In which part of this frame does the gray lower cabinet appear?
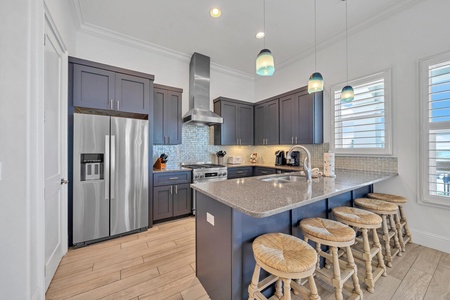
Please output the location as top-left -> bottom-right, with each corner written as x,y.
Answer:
227,167 -> 253,179
214,98 -> 254,145
153,171 -> 192,221
280,87 -> 323,144
71,59 -> 152,114
253,167 -> 277,176
153,85 -> 182,145
254,99 -> 279,145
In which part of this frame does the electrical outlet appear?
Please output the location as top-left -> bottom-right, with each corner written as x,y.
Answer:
206,212 -> 214,226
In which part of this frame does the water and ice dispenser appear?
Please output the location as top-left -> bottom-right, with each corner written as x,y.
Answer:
80,153 -> 104,181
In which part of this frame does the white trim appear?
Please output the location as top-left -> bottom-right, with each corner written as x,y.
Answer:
410,229 -> 450,254
44,2 -> 68,52
330,69 -> 393,156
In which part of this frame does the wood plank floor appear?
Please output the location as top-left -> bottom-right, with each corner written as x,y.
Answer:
47,217 -> 450,300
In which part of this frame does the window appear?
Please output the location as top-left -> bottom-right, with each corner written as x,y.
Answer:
331,70 -> 392,155
420,51 -> 450,207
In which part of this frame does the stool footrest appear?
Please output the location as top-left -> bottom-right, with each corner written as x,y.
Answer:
316,266 -> 354,284
258,274 -> 278,291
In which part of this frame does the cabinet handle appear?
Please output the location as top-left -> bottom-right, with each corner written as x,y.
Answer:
164,136 -> 166,144
236,139 -> 238,145
109,99 -> 113,110
240,139 -> 242,145
237,171 -> 244,174
170,186 -> 173,194
292,137 -> 294,144
295,136 -> 298,143
169,177 -> 178,180
175,185 -> 178,194
261,171 -> 268,174
116,100 -> 120,111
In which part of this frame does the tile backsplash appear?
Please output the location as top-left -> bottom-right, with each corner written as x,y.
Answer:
153,124 -> 398,173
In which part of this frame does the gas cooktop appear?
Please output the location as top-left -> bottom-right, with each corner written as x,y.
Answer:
182,163 -> 226,170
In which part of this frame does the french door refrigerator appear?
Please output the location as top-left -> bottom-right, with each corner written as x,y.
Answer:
73,113 -> 148,246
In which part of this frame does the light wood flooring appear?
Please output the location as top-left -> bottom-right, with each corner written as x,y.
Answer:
47,217 -> 450,300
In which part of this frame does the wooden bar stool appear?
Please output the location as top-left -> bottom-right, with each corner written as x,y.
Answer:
354,198 -> 402,267
248,233 -> 320,300
332,206 -> 387,293
300,218 -> 363,300
368,192 -> 412,251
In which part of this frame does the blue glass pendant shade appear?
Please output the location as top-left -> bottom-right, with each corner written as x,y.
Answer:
256,49 -> 275,76
308,72 -> 324,93
341,85 -> 354,103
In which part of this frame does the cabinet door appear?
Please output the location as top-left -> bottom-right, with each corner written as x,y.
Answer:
254,104 -> 265,145
164,91 -> 182,145
227,167 -> 253,179
115,73 -> 150,114
280,94 -> 296,144
297,93 -> 314,144
73,64 -> 115,110
153,186 -> 173,221
173,184 -> 192,217
238,104 -> 254,145
153,88 -> 165,144
265,99 -> 279,145
221,102 -> 238,145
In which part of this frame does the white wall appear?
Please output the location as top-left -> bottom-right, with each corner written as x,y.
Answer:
73,31 -> 255,115
255,0 -> 450,253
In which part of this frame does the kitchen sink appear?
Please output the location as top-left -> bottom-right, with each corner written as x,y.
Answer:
259,174 -> 304,183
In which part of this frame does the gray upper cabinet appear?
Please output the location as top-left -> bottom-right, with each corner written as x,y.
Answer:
214,98 -> 254,145
71,57 -> 153,114
153,84 -> 182,145
254,99 -> 279,145
280,87 -> 323,144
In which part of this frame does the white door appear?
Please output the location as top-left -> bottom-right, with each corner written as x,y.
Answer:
44,17 -> 68,290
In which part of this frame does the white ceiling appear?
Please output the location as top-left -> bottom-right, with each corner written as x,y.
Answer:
73,0 -> 418,76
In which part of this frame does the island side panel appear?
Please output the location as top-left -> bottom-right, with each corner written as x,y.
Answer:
196,192 -> 233,299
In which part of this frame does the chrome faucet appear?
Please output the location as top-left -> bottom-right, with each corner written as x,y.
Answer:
287,145 -> 312,182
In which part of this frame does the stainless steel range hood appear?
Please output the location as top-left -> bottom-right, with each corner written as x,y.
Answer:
183,53 -> 223,126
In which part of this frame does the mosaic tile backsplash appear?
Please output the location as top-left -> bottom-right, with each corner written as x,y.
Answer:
153,124 -> 398,172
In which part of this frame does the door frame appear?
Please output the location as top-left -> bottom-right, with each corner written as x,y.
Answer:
43,6 -> 68,289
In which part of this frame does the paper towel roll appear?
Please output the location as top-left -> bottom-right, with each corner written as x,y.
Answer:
323,152 -> 336,177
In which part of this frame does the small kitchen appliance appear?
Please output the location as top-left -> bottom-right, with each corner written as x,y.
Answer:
227,156 -> 242,164
275,150 -> 286,166
287,151 -> 301,166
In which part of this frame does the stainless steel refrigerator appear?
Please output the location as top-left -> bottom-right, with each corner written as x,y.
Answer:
73,113 -> 148,246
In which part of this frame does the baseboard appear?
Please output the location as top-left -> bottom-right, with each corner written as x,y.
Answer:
410,229 -> 450,254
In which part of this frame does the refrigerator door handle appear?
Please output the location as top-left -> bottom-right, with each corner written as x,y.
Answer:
105,135 -> 110,199
110,135 -> 116,199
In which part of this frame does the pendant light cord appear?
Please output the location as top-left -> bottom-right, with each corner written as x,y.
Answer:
263,0 -> 266,49
314,0 -> 317,71
345,0 -> 349,85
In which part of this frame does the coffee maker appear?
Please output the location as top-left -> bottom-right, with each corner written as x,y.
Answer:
275,150 -> 286,166
287,151 -> 300,166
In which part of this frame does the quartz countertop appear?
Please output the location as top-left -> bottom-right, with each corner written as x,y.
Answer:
153,166 -> 192,173
225,162 -> 302,171
191,169 -> 397,218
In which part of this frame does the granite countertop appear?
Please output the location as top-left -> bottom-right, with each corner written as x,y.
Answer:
225,162 -> 303,171
191,169 -> 398,218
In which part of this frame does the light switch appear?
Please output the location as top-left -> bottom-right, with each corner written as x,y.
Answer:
206,212 -> 214,226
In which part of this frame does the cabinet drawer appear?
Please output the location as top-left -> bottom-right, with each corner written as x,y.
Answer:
227,167 -> 253,179
154,171 -> 191,186
254,167 -> 277,176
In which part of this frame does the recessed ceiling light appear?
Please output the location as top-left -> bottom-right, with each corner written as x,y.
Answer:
256,32 -> 265,39
210,8 -> 221,18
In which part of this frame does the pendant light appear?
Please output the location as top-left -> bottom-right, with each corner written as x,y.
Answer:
308,0 -> 324,94
341,0 -> 354,103
256,0 -> 275,76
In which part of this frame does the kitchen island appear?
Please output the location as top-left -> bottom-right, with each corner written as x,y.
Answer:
191,169 -> 397,300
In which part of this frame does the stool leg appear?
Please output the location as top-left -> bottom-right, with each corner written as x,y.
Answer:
389,214 -> 402,257
282,278 -> 291,300
308,275 -> 320,300
372,228 -> 387,276
331,246 -> 344,300
381,215 -> 393,267
275,279 -> 283,299
399,206 -> 413,243
346,246 -> 363,299
362,228 -> 375,293
395,211 -> 406,252
248,264 -> 261,300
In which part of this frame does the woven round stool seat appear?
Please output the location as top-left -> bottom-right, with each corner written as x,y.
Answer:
333,206 -> 382,227
354,198 -> 398,213
300,218 -> 355,243
368,193 -> 407,204
253,233 -> 317,274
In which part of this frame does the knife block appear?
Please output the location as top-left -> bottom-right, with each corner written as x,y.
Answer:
153,158 -> 166,170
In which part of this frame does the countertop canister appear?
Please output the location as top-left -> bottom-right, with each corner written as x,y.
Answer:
324,152 -> 336,177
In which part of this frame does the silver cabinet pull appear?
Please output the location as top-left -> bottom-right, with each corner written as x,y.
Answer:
109,99 -> 113,110
170,186 -> 173,194
295,136 -> 298,143
60,178 -> 69,185
116,100 -> 120,111
236,139 -> 238,145
292,136 -> 294,144
237,171 -> 244,174
169,177 -> 178,180
105,135 -> 110,199
175,185 -> 178,194
261,171 -> 268,174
